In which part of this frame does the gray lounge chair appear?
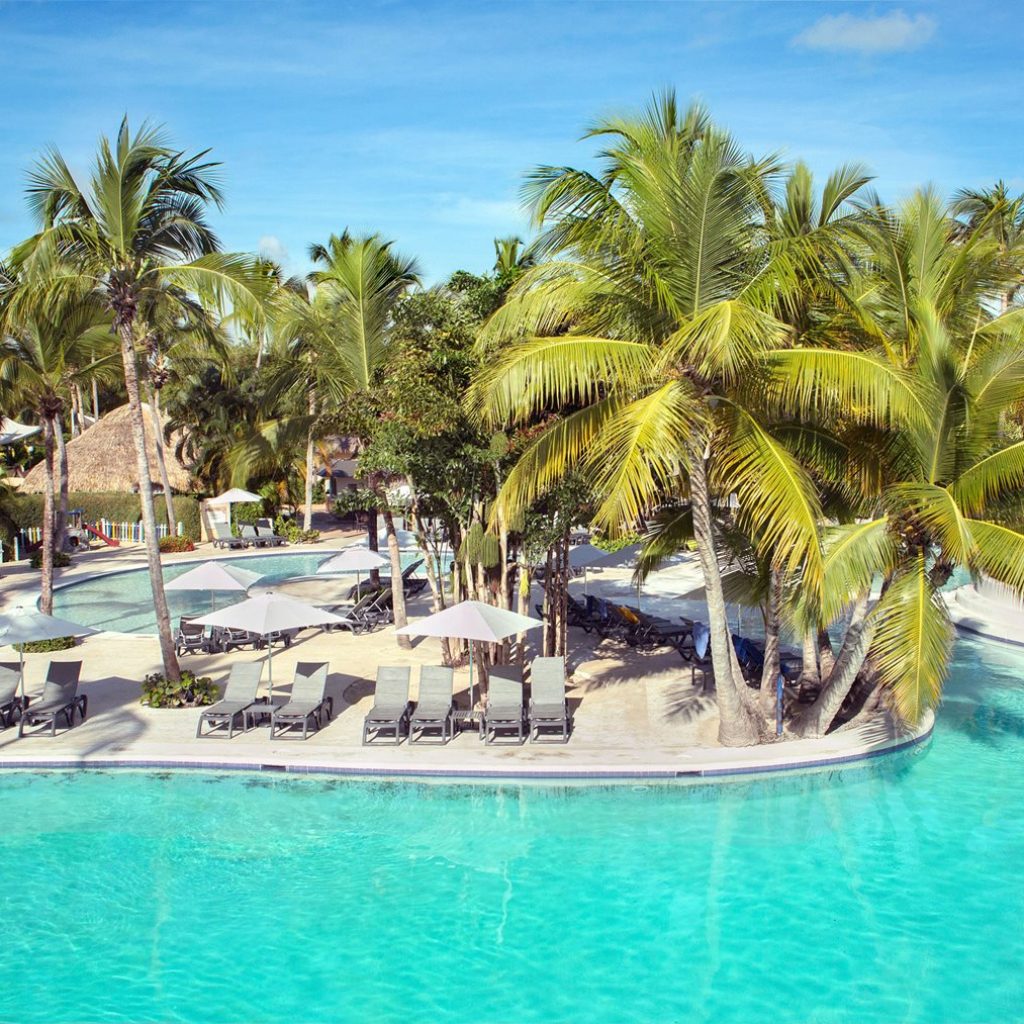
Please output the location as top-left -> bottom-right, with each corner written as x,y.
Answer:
326,591 -> 384,635
362,666 -> 412,745
409,666 -> 456,744
270,662 -> 331,739
211,521 -> 246,550
0,664 -> 21,729
18,661 -> 85,737
481,667 -> 525,745
196,662 -> 263,738
239,524 -> 270,548
529,657 -> 571,742
255,522 -> 287,547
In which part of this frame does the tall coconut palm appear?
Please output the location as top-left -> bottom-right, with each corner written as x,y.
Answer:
951,181 -> 1023,311
0,276 -> 117,611
771,188 -> 1024,735
472,93 -> 825,746
14,119 -> 268,679
271,232 -> 420,641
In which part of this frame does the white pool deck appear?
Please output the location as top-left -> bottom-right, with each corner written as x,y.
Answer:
0,540 -> 933,780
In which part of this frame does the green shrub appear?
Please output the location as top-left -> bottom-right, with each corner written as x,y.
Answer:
593,532 -> 641,554
29,550 -> 71,570
273,515 -> 320,543
231,501 -> 266,531
159,536 -> 195,553
12,492 -> 201,540
141,670 -> 219,708
15,635 -> 76,653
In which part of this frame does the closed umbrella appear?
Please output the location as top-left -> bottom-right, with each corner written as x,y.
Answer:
315,548 -> 388,595
396,601 -> 542,710
165,561 -> 263,611
191,593 -> 349,702
0,608 -> 98,699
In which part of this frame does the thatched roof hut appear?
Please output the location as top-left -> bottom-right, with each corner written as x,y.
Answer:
20,403 -> 193,494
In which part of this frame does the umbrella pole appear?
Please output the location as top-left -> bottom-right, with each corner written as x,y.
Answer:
469,641 -> 475,712
19,647 -> 25,702
266,639 -> 274,703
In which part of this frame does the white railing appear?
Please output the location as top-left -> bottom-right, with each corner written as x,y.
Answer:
3,521 -> 184,562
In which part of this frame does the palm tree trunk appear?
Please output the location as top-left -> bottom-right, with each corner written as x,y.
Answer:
91,379 -> 99,422
687,445 -> 761,746
147,387 -> 177,531
758,569 -> 782,717
54,418 -> 69,554
817,630 -> 836,681
799,631 -> 820,692
40,416 -> 56,615
75,384 -> 87,433
69,389 -> 79,438
378,494 -> 410,649
792,591 -> 873,738
303,392 -> 316,531
517,559 -> 531,671
117,320 -> 180,681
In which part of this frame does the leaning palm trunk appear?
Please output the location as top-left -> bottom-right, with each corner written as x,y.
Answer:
147,387 -> 177,530
687,447 -> 761,746
116,318 -> 180,681
792,591 -> 873,738
379,499 -> 410,649
758,569 -> 783,717
54,418 -> 69,554
39,416 -> 56,615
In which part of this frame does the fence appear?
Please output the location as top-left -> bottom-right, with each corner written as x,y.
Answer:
3,520 -> 184,562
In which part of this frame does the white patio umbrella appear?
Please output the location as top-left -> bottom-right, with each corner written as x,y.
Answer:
568,543 -> 613,595
191,593 -> 349,701
207,488 -> 263,531
315,548 -> 388,594
0,608 -> 98,699
165,561 -> 263,611
355,528 -> 418,550
594,543 -> 645,608
0,418 -> 41,446
396,601 -> 542,709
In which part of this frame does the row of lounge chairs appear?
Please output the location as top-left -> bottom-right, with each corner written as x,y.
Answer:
210,520 -> 287,550
363,657 -> 571,746
555,594 -> 694,653
0,661 -> 86,738
196,661 -> 332,739
175,618 -> 295,657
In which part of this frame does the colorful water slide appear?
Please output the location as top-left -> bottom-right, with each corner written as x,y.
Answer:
82,523 -> 120,547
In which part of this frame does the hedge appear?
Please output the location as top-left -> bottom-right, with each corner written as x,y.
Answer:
11,492 -> 202,540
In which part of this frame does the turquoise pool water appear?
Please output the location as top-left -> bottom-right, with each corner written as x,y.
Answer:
1,633 -> 1022,1023
52,551 -> 429,634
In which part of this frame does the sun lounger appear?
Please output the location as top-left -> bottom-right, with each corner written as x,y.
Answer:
239,523 -> 272,548
529,657 -> 571,742
0,664 -> 22,729
362,666 -> 412,745
481,667 -> 525,745
270,662 -> 331,739
325,591 -> 385,635
175,616 -> 212,657
255,519 -> 287,546
211,521 -> 246,550
195,662 -> 263,738
211,625 -> 262,652
409,666 -> 456,744
17,661 -> 85,737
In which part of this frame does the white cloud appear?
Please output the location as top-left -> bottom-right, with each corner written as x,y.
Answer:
257,234 -> 289,267
793,10 -> 936,55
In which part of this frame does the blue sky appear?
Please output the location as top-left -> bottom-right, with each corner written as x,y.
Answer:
0,1 -> 1020,282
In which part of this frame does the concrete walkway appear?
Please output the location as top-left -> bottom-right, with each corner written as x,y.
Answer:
0,539 -> 931,780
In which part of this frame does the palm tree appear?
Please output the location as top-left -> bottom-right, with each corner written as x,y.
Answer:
493,236 -> 535,283
14,119 -> 268,679
0,275 -> 116,611
472,93 -> 826,746
772,188 -> 1024,735
272,231 -> 420,641
951,181 -> 1023,310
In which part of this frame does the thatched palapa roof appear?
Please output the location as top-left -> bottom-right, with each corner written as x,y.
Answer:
20,403 -> 193,495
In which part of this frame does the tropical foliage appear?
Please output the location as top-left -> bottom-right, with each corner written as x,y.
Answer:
2,94 -> 1022,746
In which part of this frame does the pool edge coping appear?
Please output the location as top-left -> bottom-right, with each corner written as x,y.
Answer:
0,710 -> 934,783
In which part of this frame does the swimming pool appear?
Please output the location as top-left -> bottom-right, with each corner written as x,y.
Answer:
1,632 -> 1022,1023
52,550 -> 430,634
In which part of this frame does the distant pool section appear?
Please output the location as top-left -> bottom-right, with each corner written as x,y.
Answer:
51,550 -> 432,635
